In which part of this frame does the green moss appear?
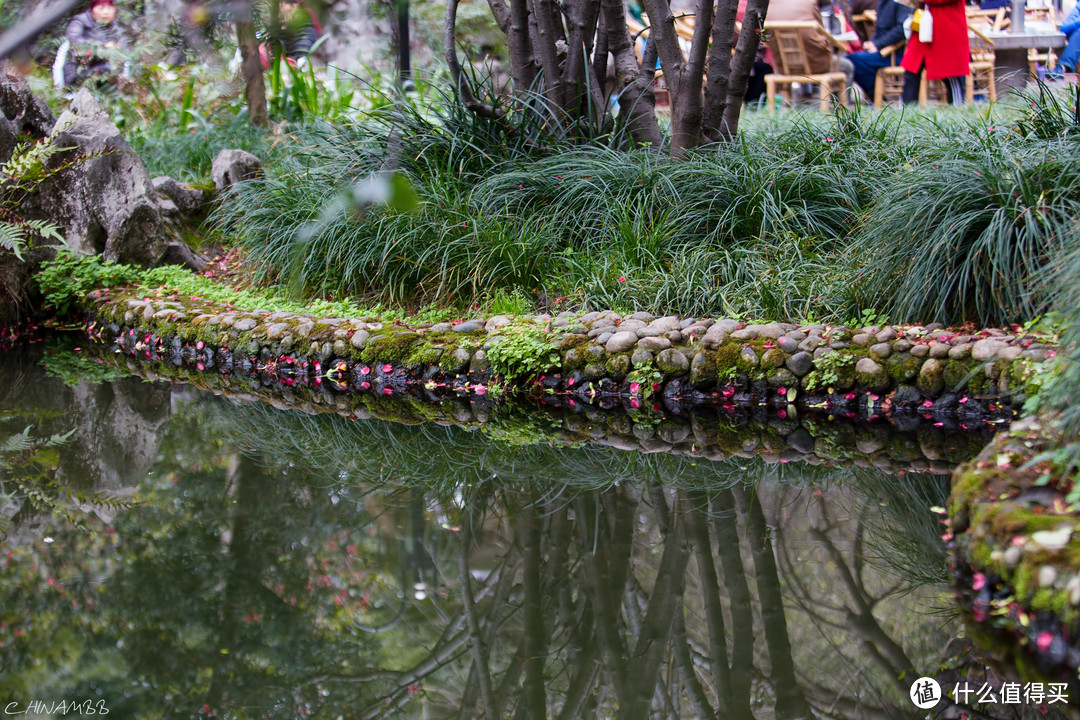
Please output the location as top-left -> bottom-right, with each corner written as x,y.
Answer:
712,342 -> 743,383
885,352 -> 921,383
360,331 -> 421,364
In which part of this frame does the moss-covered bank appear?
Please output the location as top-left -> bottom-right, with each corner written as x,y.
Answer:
76,283 -> 1052,421
949,418 -> 1080,692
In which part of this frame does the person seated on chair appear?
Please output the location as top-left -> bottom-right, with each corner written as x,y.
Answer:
846,0 -> 912,99
60,0 -> 127,87
1051,2 -> 1080,74
767,0 -> 855,90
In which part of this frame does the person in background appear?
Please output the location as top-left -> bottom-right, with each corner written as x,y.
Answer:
61,0 -> 127,87
261,0 -> 319,68
900,0 -> 970,104
767,0 -> 855,89
846,0 -> 912,99
1051,2 -> 1080,74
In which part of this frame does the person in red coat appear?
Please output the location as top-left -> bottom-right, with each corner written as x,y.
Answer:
900,0 -> 970,104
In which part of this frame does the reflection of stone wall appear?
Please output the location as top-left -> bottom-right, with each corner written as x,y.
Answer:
80,335 -> 1000,475
81,287 -> 1049,426
0,351 -> 171,539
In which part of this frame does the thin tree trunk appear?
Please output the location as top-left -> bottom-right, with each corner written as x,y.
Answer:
509,0 -> 539,91
703,0 -> 740,138
734,485 -> 811,720
720,0 -> 771,138
713,490 -> 756,720
520,503 -> 548,720
600,0 -> 662,146
235,6 -> 268,127
686,491 -> 731,716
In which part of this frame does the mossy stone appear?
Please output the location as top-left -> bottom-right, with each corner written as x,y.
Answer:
918,358 -> 944,395
583,363 -> 605,380
656,349 -> 690,377
886,352 -> 921,383
761,348 -> 786,368
766,367 -> 796,388
689,351 -> 710,388
631,349 -> 654,368
855,357 -> 889,391
606,353 -> 631,378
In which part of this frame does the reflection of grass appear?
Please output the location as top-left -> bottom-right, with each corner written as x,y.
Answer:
41,342 -> 126,388
852,474 -> 952,589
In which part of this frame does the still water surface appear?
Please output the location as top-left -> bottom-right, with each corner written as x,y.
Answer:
0,347 -> 1059,719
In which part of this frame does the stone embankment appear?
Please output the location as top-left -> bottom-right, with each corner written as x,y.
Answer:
949,418 -> 1080,687
78,286 -> 1052,422
83,341 -> 999,476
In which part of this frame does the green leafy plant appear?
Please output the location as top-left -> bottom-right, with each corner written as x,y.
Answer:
0,126 -> 72,260
846,308 -> 890,329
0,426 -> 136,539
803,352 -> 855,393
627,362 -> 664,401
485,325 -> 560,381
37,251 -> 139,316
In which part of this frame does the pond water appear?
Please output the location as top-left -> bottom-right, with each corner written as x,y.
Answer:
0,343 -> 1068,719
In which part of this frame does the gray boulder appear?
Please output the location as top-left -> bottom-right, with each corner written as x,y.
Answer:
20,89 -> 167,266
212,149 -> 263,190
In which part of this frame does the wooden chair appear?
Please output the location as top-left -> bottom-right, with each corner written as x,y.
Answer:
763,21 -> 849,113
966,6 -> 1008,32
968,22 -> 997,102
873,42 -> 906,108
852,9 -> 877,40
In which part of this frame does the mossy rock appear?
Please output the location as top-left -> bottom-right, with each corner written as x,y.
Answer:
606,353 -> 631,378
854,357 -> 889,392
656,349 -> 689,376
886,352 -> 921,383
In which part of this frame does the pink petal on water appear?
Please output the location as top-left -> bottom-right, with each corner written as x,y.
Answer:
972,572 -> 986,590
1036,632 -> 1054,652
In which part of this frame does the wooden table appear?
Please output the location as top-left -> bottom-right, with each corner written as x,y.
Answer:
986,29 -> 1067,92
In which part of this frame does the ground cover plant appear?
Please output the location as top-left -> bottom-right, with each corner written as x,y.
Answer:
213,88 -> 1080,328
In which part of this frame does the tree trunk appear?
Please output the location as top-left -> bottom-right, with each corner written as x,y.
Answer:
235,6 -> 268,127
719,0 -> 770,139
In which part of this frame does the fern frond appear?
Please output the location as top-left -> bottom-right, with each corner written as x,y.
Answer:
0,221 -> 27,260
0,426 -> 35,454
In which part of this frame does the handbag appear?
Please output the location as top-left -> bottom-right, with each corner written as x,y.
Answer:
919,5 -> 934,42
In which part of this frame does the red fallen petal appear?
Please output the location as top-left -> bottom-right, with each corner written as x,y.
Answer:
844,392 -> 856,400
922,400 -> 933,408
777,409 -> 787,419
196,341 -> 204,350
630,398 -> 640,409
777,387 -> 787,395
360,366 -> 370,375
360,381 -> 370,389
972,572 -> 986,590
568,399 -> 575,406
1036,632 -> 1054,652
959,396 -> 968,403
382,387 -> 393,395
630,382 -> 640,394
382,364 -> 392,373
197,363 -> 205,371
475,384 -> 487,395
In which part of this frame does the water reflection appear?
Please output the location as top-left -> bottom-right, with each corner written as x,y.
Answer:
0,355 -> 1066,719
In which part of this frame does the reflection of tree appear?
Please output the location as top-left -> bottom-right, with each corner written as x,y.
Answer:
414,479 -> 822,720
5,373 -> 1047,720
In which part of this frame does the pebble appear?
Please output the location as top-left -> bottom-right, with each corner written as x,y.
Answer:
1004,545 -> 1023,569
606,331 -> 638,353
870,342 -> 892,359
454,320 -> 484,333
1039,565 -> 1058,588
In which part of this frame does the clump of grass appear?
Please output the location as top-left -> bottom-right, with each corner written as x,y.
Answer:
852,135 -> 1080,326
